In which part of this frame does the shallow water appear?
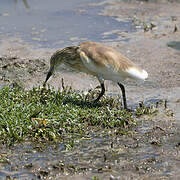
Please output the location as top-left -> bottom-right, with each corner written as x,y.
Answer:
0,0 -> 134,48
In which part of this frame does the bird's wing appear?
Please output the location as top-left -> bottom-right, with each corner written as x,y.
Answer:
79,42 -> 134,72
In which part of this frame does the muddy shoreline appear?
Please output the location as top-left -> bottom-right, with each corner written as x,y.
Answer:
0,0 -> 180,179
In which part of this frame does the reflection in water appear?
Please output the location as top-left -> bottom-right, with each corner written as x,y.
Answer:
14,0 -> 30,8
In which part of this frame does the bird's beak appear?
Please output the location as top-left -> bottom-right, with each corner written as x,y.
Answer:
43,67 -> 53,87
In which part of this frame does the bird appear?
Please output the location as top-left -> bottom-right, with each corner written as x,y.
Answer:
43,41 -> 148,109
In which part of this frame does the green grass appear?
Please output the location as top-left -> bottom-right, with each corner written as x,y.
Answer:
0,84 -> 150,146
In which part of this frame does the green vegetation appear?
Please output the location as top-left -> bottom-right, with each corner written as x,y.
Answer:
92,176 -> 101,180
0,84 -> 155,146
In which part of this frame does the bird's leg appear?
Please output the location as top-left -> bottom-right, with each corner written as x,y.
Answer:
94,83 -> 105,102
94,78 -> 105,102
117,83 -> 127,109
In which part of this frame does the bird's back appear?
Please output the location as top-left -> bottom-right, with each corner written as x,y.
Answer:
79,42 -> 148,81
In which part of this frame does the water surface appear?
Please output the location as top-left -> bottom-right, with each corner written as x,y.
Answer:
0,0 -> 134,48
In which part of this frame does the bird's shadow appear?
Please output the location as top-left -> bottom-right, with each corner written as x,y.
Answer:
61,96 -> 103,108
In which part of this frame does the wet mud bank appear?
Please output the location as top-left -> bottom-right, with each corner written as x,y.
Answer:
0,101 -> 179,180
0,0 -> 180,179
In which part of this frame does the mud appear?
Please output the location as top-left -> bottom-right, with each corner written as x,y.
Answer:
0,0 -> 180,179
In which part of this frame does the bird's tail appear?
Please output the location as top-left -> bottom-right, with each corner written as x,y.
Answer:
126,67 -> 148,80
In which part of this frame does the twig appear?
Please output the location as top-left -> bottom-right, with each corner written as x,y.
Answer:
61,78 -> 65,90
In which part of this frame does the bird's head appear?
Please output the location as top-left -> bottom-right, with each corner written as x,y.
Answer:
43,53 -> 58,87
43,46 -> 79,87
